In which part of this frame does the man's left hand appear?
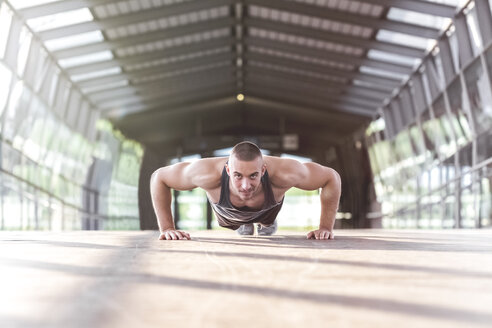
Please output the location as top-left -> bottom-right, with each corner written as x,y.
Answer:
307,229 -> 334,240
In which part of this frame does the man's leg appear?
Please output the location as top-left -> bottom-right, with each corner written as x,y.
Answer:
257,219 -> 278,236
236,224 -> 254,235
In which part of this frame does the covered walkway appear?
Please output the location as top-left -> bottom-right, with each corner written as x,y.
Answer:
2,229 -> 492,327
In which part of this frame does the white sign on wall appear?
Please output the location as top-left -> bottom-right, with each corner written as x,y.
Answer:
283,134 -> 299,150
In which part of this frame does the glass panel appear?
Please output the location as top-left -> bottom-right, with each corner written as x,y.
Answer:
447,78 -> 473,149
432,95 -> 457,159
447,29 -> 461,74
460,185 -> 476,228
22,97 -> 47,163
464,57 -> 492,135
443,192 -> 456,228
395,130 -> 419,180
3,80 -> 32,143
15,96 -> 42,160
17,27 -> 32,77
420,109 -> 441,164
465,6 -> 483,55
480,165 -> 492,227
476,130 -> 492,163
487,40 -> 492,74
0,3 -> 13,59
46,68 -> 60,107
1,174 -> 22,229
0,61 -> 12,119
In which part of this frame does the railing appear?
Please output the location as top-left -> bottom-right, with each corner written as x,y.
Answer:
388,156 -> 492,228
0,145 -> 139,231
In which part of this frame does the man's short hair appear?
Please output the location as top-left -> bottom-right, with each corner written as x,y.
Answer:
230,141 -> 262,161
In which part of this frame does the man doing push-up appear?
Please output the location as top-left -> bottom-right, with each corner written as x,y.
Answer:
150,141 -> 341,240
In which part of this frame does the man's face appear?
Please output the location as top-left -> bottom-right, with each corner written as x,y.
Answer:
226,155 -> 266,200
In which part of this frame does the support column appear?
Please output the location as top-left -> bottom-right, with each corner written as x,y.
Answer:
138,148 -> 167,230
206,201 -> 213,230
173,189 -> 180,230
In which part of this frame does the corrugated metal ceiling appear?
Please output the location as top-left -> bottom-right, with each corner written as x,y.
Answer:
11,0 -> 462,153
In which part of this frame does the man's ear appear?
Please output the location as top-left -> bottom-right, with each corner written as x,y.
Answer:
225,163 -> 231,176
261,163 -> 266,176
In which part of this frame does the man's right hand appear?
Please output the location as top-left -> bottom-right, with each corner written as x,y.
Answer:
158,229 -> 191,240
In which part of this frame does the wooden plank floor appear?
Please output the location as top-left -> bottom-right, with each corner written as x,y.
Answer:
1,229 -> 492,328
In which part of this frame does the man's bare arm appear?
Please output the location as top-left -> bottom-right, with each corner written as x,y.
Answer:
280,160 -> 341,240
150,162 -> 196,240
150,158 -> 224,240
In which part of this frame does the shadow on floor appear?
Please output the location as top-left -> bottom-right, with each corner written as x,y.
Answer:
191,235 -> 492,253
154,248 -> 492,279
2,256 -> 491,326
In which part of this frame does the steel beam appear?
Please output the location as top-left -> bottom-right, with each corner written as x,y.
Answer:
113,94 -> 237,124
66,36 -> 235,75
246,53 -> 400,90
356,0 -> 457,18
246,86 -> 377,118
52,17 -> 235,59
78,51 -> 232,82
245,36 -> 413,75
245,82 -> 380,114
245,65 -> 389,100
19,0 -> 127,19
104,86 -> 236,117
244,74 -> 382,109
37,0 -> 234,40
95,79 -> 235,109
245,51 -> 403,88
127,111 -> 243,143
245,17 -> 426,58
83,65 -> 234,94
19,0 -> 457,22
88,73 -> 235,102
76,55 -> 233,89
244,95 -> 371,123
246,0 -> 440,39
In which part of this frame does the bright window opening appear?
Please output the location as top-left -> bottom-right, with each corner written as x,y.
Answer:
387,8 -> 451,30
376,30 -> 433,51
45,31 -> 104,51
0,3 -> 13,59
59,50 -> 114,68
0,62 -> 12,117
71,67 -> 121,82
360,66 -> 406,80
8,0 -> 61,10
367,49 -> 421,68
26,8 -> 94,32
81,79 -> 129,95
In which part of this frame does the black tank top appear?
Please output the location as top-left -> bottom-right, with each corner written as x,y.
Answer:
208,166 -> 284,230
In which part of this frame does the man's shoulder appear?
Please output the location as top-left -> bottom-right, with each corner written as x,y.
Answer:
187,156 -> 227,189
195,156 -> 228,168
264,156 -> 303,189
264,155 -> 302,171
